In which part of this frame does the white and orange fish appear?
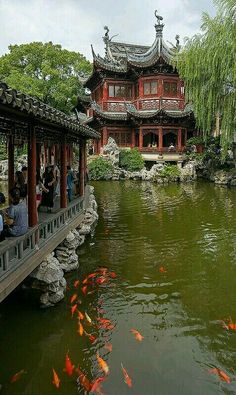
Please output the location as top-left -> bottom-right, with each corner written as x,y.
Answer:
121,363 -> 132,387
10,369 -> 27,383
97,353 -> 109,375
52,368 -> 60,389
130,328 -> 144,342
85,311 -> 92,324
76,366 -> 91,392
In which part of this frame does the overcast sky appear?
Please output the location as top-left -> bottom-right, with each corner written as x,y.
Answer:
0,0 -> 216,61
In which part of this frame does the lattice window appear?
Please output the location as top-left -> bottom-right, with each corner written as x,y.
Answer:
108,130 -> 131,146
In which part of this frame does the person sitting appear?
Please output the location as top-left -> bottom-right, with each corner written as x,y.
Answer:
0,192 -> 6,241
168,142 -> 175,152
3,188 -> 28,237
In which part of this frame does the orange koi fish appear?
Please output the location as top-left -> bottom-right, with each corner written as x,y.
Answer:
71,304 -> 78,318
85,311 -> 92,324
97,318 -> 114,330
82,285 -> 88,295
159,266 -> 167,273
97,354 -> 109,375
104,342 -> 113,352
70,293 -> 77,304
96,276 -> 107,285
121,363 -> 132,387
109,271 -> 117,279
52,368 -> 60,389
74,279 -> 80,288
88,272 -> 98,279
78,310 -> 84,320
88,334 -> 96,343
76,366 -> 91,392
223,317 -> 236,330
90,376 -> 106,393
209,368 -> 231,383
10,369 -> 27,383
78,321 -> 84,336
130,328 -> 144,342
64,352 -> 75,376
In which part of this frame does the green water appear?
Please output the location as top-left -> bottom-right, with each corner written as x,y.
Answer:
1,180 -> 236,394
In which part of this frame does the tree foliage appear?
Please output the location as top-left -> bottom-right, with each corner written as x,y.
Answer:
175,0 -> 236,151
88,157 -> 113,180
0,42 -> 92,113
119,148 -> 144,171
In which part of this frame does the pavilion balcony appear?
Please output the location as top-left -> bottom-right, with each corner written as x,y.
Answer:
101,98 -> 185,113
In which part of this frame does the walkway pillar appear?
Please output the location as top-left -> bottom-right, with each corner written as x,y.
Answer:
139,128 -> 143,150
28,123 -> 37,227
60,138 -> 67,208
178,128 -> 182,152
159,127 -> 163,152
79,139 -> 85,197
8,132 -> 15,200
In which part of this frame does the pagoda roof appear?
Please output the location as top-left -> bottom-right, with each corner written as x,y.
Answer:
90,100 -> 193,121
90,12 -> 180,75
0,82 -> 100,140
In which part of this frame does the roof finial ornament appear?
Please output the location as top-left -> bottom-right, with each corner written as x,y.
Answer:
175,34 -> 180,49
155,10 -> 163,25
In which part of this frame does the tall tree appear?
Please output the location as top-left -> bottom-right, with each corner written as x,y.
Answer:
176,0 -> 236,150
0,42 -> 92,113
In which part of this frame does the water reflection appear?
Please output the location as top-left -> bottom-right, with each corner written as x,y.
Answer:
1,181 -> 236,394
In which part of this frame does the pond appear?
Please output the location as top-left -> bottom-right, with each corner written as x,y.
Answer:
1,180 -> 236,394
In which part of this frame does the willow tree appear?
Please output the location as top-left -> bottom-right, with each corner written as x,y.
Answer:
176,0 -> 236,150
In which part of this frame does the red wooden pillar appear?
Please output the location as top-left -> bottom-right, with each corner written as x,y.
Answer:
159,127 -> 163,152
28,123 -> 37,227
60,139 -> 67,208
8,133 -> 15,201
178,128 -> 182,152
79,139 -> 85,197
103,127 -> 108,146
131,129 -> 136,148
139,128 -> 143,150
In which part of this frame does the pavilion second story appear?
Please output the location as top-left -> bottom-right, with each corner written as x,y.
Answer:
83,12 -> 185,115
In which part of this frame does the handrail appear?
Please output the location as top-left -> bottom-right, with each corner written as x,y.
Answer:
0,193 -> 86,282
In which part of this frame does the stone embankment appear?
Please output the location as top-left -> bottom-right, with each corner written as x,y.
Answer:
29,187 -> 98,307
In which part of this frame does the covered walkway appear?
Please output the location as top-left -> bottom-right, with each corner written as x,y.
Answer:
0,82 -> 100,302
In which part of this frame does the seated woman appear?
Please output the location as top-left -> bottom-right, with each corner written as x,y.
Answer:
3,188 -> 28,237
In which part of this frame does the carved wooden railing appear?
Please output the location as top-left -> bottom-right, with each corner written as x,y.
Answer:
0,196 -> 85,282
101,98 -> 185,112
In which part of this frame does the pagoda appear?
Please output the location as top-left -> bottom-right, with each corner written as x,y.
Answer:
77,12 -> 196,160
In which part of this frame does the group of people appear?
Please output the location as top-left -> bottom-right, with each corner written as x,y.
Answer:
0,164 -> 83,242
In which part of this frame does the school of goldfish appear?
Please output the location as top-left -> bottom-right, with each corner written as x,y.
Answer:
9,264 -> 235,391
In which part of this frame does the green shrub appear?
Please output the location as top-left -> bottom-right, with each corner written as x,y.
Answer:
119,148 -> 144,171
88,157 -> 113,180
159,164 -> 181,179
